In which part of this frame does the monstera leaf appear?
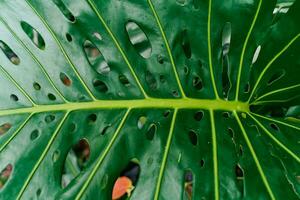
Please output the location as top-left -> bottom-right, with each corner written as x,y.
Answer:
0,0 -> 299,199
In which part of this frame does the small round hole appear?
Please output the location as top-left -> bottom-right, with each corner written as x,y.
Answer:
10,94 -> 18,102
48,93 -> 56,101
87,113 -> 97,123
194,111 -> 204,121
30,129 -> 39,140
45,115 -> 55,123
33,82 -> 41,90
137,116 -> 147,130
66,33 -> 72,42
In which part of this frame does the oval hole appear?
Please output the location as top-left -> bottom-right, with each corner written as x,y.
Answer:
145,71 -> 157,90
30,129 -> 39,140
0,164 -> 13,189
235,164 -> 244,180
137,116 -> 147,130
0,41 -> 20,65
252,45 -> 261,64
0,123 -> 12,136
10,94 -> 18,102
228,128 -> 234,138
267,70 -> 285,85
188,130 -> 198,146
61,138 -> 90,188
112,160 -> 140,200
87,113 -> 97,123
21,21 -> 45,50
193,76 -> 203,90
100,125 -> 111,135
125,21 -> 152,59
119,74 -> 130,87
146,123 -> 156,140
270,123 -> 279,132
194,111 -> 204,121
182,30 -> 192,59
45,115 -> 55,123
52,0 -> 76,22
48,93 -> 56,101
93,79 -> 108,93
60,72 -> 72,86
222,22 -> 231,56
33,82 -> 41,90
83,40 -> 110,74
183,170 -> 193,200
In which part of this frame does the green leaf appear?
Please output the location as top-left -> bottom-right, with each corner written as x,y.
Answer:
0,0 -> 299,199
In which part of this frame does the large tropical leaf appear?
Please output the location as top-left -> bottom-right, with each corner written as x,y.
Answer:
0,0 -> 299,199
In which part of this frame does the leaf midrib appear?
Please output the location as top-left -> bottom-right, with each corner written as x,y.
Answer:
0,98 -> 249,116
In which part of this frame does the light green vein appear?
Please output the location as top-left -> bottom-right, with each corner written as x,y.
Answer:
0,64 -> 35,106
75,109 -> 130,199
147,0 -> 186,98
210,109 -> 219,200
251,112 -> 300,132
0,17 -> 68,103
235,0 -> 262,101
154,108 -> 178,200
208,0 -> 219,99
248,33 -> 300,103
16,111 -> 69,199
0,113 -> 32,153
24,0 -> 97,101
86,0 -> 148,99
248,113 -> 300,163
234,111 -> 275,200
252,83 -> 300,104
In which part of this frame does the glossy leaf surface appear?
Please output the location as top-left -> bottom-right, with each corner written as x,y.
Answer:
0,0 -> 299,199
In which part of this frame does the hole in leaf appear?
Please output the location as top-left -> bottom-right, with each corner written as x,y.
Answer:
159,75 -> 166,83
112,160 -> 140,200
119,74 -> 130,87
30,129 -> 39,140
222,22 -> 231,56
87,113 -> 97,123
235,164 -> 244,180
60,72 -> 72,86
157,55 -> 164,64
100,125 -> 111,135
183,170 -> 193,200
239,145 -> 243,157
200,159 -> 205,168
61,138 -> 90,188
66,33 -> 72,42
163,110 -> 171,118
33,82 -> 41,90
181,29 -> 191,59
252,45 -> 261,64
93,32 -> 102,40
10,94 -> 18,102
52,0 -> 76,22
36,188 -> 42,197
93,79 -> 108,93
0,123 -> 11,136
244,82 -> 250,93
52,150 -> 60,163
145,71 -> 157,90
20,21 -> 45,50
137,116 -> 147,130
270,123 -> 279,132
172,90 -> 179,97
83,40 -> 110,74
69,123 -> 76,132
45,115 -> 55,123
193,76 -> 203,90
188,130 -> 198,146
267,70 -> 285,85
0,41 -> 20,65
228,128 -> 234,138
183,66 -> 189,75
222,112 -> 230,119
0,164 -> 13,189
194,111 -> 204,121
48,93 -> 56,101
125,21 -> 152,59
146,123 -> 156,140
